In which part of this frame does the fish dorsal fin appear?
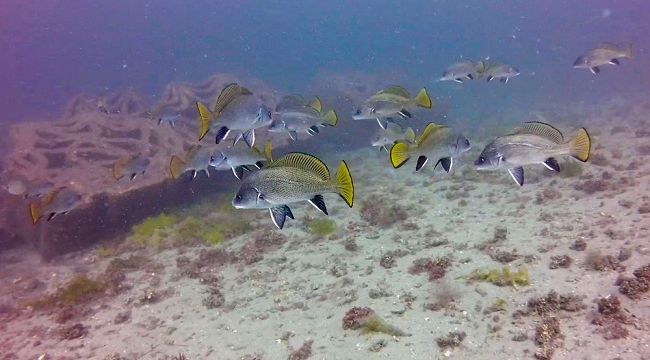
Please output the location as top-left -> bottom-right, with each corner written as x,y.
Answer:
270,152 -> 330,180
308,97 -> 322,112
598,42 -> 621,51
213,83 -> 252,114
376,85 -> 411,99
404,127 -> 416,143
514,121 -> 564,143
42,187 -> 63,206
186,144 -> 202,160
417,122 -> 448,147
276,95 -> 307,112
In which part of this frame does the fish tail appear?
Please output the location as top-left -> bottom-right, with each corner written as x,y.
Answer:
335,160 -> 354,208
308,97 -> 322,112
196,101 -> 213,141
624,43 -> 634,59
169,155 -> 187,179
569,128 -> 591,162
322,109 -> 338,126
112,161 -> 124,180
389,141 -> 411,168
414,88 -> 433,109
28,202 -> 42,224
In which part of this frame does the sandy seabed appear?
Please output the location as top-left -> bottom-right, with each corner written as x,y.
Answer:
1,100 -> 649,360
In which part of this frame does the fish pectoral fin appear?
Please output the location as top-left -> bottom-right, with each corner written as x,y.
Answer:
47,212 -> 58,221
308,195 -> 328,215
434,157 -> 453,173
590,66 -> 600,75
307,125 -> 319,136
255,161 -> 264,169
508,167 -> 525,186
242,129 -> 255,148
269,205 -> 293,230
398,109 -> 412,119
486,76 -> 493,82
609,58 -> 620,65
415,156 -> 429,172
454,78 -> 463,83
232,166 -> 244,180
543,158 -> 560,172
466,74 -> 474,80
288,131 -> 298,141
215,126 -> 231,144
130,173 -> 137,180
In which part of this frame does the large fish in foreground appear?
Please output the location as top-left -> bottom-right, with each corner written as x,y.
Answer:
573,42 -> 633,74
389,122 -> 471,173
169,145 -> 213,180
440,60 -> 486,83
268,96 -> 338,140
210,143 -> 272,180
196,83 -> 272,147
371,123 -> 416,152
231,152 -> 355,229
352,85 -> 432,129
28,187 -> 82,224
112,154 -> 150,181
474,121 -> 591,186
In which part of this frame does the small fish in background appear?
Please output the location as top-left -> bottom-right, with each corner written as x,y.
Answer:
484,63 -> 520,83
2,179 -> 54,199
268,96 -> 338,140
112,154 -> 150,181
97,96 -> 120,115
390,122 -> 471,173
474,121 -> 591,186
210,142 -> 273,180
352,85 -> 433,129
158,113 -> 180,127
440,60 -> 486,83
169,145 -> 213,180
371,123 -> 416,152
231,152 -> 354,229
573,42 -> 633,74
28,187 -> 82,224
196,83 -> 272,147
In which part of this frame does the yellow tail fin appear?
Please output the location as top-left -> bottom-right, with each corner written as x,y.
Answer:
404,127 -> 416,143
264,142 -> 273,162
390,141 -> 411,168
196,102 -> 213,141
28,203 -> 42,225
169,155 -> 187,179
322,109 -> 338,126
570,128 -> 591,162
414,88 -> 432,109
308,97 -> 322,112
336,160 -> 354,207
112,162 -> 123,181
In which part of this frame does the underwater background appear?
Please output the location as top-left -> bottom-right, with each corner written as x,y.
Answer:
1,1 -> 649,359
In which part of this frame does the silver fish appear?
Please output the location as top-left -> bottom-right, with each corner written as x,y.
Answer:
573,42 -> 633,74
268,96 -> 337,140
231,152 -> 354,229
352,85 -> 432,129
3,179 -> 54,199
371,123 -> 416,152
196,83 -> 272,147
474,121 -> 591,186
28,187 -> 82,224
210,143 -> 271,180
440,60 -> 486,83
158,113 -> 180,127
169,145 -> 213,180
112,154 -> 150,181
484,63 -> 520,83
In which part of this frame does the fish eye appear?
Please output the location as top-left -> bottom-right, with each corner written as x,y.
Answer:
353,109 -> 361,115
479,156 -> 485,163
370,108 -> 376,114
235,194 -> 242,200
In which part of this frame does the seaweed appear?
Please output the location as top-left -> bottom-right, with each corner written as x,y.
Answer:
28,275 -> 107,310
342,307 -> 409,336
129,213 -> 177,248
307,218 -> 337,237
467,266 -> 530,288
484,298 -> 508,314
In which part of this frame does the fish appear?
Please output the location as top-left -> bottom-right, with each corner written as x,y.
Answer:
371,123 -> 416,152
352,85 -> 433,129
268,96 -> 338,140
158,113 -> 180,127
573,42 -> 633,74
2,179 -> 54,199
231,152 -> 355,229
484,63 -> 520,83
389,122 -> 471,173
474,121 -> 591,186
169,145 -> 213,180
112,154 -> 150,181
196,83 -> 272,147
28,187 -> 82,224
210,142 -> 273,180
440,60 -> 486,83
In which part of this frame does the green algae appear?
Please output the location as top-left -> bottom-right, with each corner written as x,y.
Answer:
129,213 -> 177,248
468,266 -> 530,288
28,275 -> 107,310
360,315 -> 409,337
307,218 -> 337,236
